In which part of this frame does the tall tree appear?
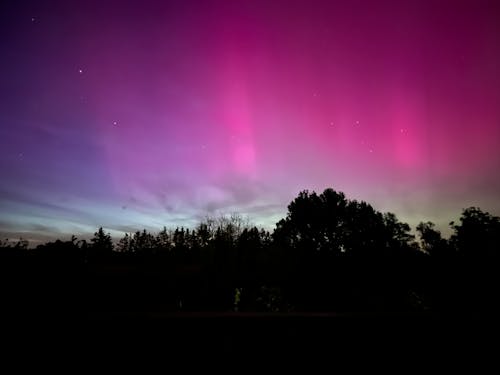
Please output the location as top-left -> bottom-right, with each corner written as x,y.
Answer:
274,188 -> 414,257
416,222 -> 449,257
91,227 -> 113,253
450,207 -> 500,258
116,233 -> 132,253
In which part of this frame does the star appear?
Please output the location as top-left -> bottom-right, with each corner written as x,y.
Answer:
78,69 -> 83,74
113,121 -> 118,126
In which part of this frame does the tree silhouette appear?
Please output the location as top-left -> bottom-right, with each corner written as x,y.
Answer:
156,226 -> 172,253
272,188 -> 424,311
416,221 -> 450,257
274,189 -> 345,257
0,237 -> 29,249
3,187 -> 500,315
274,188 -> 415,258
90,227 -> 113,258
382,212 -> 417,256
450,207 -> 500,258
116,233 -> 132,253
131,229 -> 157,254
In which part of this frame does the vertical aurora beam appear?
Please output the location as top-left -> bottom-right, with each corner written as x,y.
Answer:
209,5 -> 262,180
217,55 -> 257,178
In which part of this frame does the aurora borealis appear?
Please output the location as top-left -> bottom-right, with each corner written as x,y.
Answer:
1,0 -> 500,244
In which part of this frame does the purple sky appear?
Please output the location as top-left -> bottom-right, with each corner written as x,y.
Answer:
1,0 -> 500,244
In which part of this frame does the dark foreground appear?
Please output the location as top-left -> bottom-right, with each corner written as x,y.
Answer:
2,253 -> 499,364
3,310 -> 497,369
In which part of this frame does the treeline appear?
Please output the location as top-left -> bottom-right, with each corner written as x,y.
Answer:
1,188 -> 499,315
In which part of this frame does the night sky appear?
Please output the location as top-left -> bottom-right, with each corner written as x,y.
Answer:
1,0 -> 500,244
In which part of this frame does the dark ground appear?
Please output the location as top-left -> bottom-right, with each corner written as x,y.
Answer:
1,251 -> 498,366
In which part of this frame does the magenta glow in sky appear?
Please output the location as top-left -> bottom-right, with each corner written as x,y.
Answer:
1,0 -> 500,243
